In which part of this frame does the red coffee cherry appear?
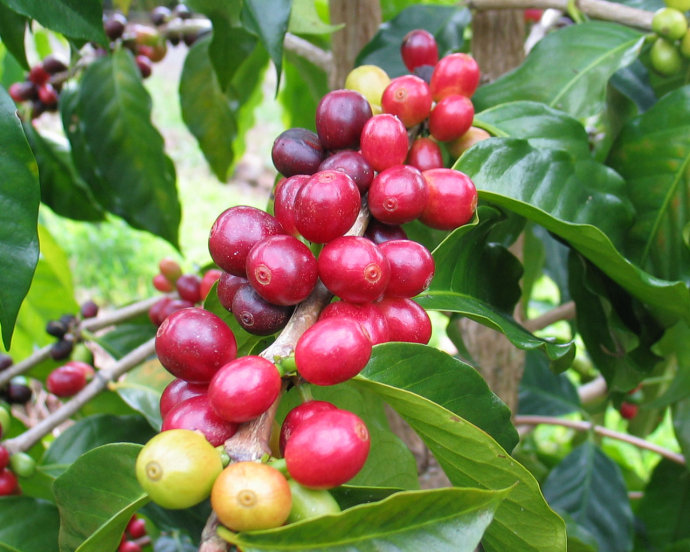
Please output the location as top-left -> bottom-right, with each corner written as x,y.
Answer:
153,273 -> 174,292
119,541 -> 141,552
285,409 -> 370,489
135,55 -> 152,79
279,400 -> 338,455
159,299 -> 196,322
209,206 -> 284,276
46,363 -> 89,397
367,164 -> 428,225
155,307 -> 237,383
620,402 -> 639,420
429,53 -> 480,101
126,516 -> 147,539
246,235 -> 318,306
360,114 -> 409,172
407,137 -> 443,172
318,150 -> 374,194
216,272 -> 247,311
376,297 -> 432,344
28,64 -> 50,86
176,274 -> 202,303
273,175 -> 309,237
318,236 -> 390,304
0,446 -> 10,471
161,395 -> 238,447
80,300 -> 99,319
148,297 -> 172,326
8,82 -> 38,103
400,29 -> 439,72
37,83 -> 59,107
159,378 -> 208,419
0,469 -> 18,496
208,356 -> 281,423
271,128 -> 324,177
364,218 -> 408,244
315,89 -> 372,151
420,168 -> 477,230
159,257 -> 183,283
381,75 -> 432,128
379,240 -> 435,298
295,318 -> 372,385
429,95 -> 475,142
294,170 -> 361,243
319,301 -> 390,345
200,269 -> 222,301
231,284 -> 293,336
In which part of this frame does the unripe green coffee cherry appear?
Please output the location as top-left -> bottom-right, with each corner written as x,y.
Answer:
665,0 -> 690,12
652,7 -> 688,40
650,37 -> 683,75
0,407 -> 10,438
286,479 -> 341,523
680,29 -> 690,57
9,452 -> 36,478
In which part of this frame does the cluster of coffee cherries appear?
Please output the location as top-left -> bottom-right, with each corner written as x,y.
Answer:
118,514 -> 148,552
649,0 -> 690,76
8,55 -> 68,119
0,354 -> 32,406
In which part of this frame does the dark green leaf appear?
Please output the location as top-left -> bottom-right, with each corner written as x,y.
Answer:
649,322 -> 690,407
0,496 -> 59,552
607,85 -> 690,284
634,459 -> 690,550
95,318 -> 157,361
0,0 -> 106,45
0,44 -> 25,88
473,22 -> 644,119
241,0 -> 291,88
219,486 -> 511,552
142,501 -> 212,545
54,443 -> 148,552
673,397 -> 690,466
356,5 -> 470,78
542,441 -> 634,552
41,414 -> 155,477
475,101 -> 591,158
610,60 -> 657,113
329,486 -> 401,510
361,342 -> 518,452
0,3 -> 27,69
0,87 -> 39,349
76,50 -> 181,248
288,0 -> 341,35
280,51 -> 328,131
518,350 -> 581,416
113,361 -> 172,431
23,123 -> 105,221
457,138 -> 690,323
353,380 -> 566,552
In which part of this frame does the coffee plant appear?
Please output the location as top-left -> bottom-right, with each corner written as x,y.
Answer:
0,0 -> 689,551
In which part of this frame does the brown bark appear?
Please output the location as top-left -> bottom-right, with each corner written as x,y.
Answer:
471,10 -> 526,84
328,0 -> 382,90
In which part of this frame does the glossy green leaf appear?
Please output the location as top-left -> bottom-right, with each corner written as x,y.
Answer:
542,441 -> 633,552
457,137 -> 690,323
0,3 -> 27,69
95,317 -> 157,361
356,5 -> 470,78
610,60 -> 657,113
361,342 -> 518,452
219,486 -> 511,552
352,379 -> 566,552
54,443 -> 148,552
113,361 -> 173,431
329,486 -> 401,510
76,50 -> 181,248
0,496 -> 60,552
0,0 -> 106,45
241,0 -> 290,88
607,85 -> 690,284
142,501 -> 212,545
0,86 -> 39,349
41,415 -> 154,478
277,383 -> 420,490
280,51 -> 328,131
23,123 -> 104,221
649,322 -> 690,407
473,22 -> 644,119
288,0 -> 341,35
672,397 -> 690,465
475,101 -> 591,159
518,351 -> 581,416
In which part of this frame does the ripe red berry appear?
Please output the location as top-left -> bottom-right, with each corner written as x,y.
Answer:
620,402 -> 639,420
315,89 -> 372,150
216,272 -> 247,311
8,81 -> 37,103
28,65 -> 50,86
294,170 -> 361,243
159,378 -> 208,419
379,240 -> 435,298
271,128 -> 324,177
420,168 -> 477,230
246,235 -> 318,306
376,297 -> 432,344
159,257 -> 183,283
319,301 -> 390,345
155,307 -> 237,383
296,318 -> 372,386
381,75 -> 432,128
161,395 -> 238,446
158,298 -> 195,322
176,274 -> 202,303
273,175 -> 309,237
367,164 -> 428,225
119,540 -> 142,552
360,114 -> 409,172
231,284 -> 293,336
364,219 -> 408,244
429,95 -> 475,142
209,206 -> 284,276
208,356 -> 281,423
406,137 -> 443,171
429,53 -> 480,101
0,446 -> 10,471
80,300 -> 99,319
318,150 -> 374,194
46,364 -> 88,397
200,269 -> 223,301
284,409 -> 370,489
0,469 -> 18,496
400,29 -> 439,72
279,400 -> 338,455
135,55 -> 152,79
37,83 -> 59,107
153,273 -> 174,292
126,516 -> 147,539
148,297 -> 172,326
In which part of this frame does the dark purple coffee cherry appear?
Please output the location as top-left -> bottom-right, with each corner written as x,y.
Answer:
231,284 -> 293,336
271,128 -> 324,177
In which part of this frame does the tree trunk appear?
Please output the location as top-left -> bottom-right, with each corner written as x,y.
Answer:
471,10 -> 526,84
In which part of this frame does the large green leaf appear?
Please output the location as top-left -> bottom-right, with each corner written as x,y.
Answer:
75,49 -> 181,248
361,343 -> 518,452
542,441 -> 634,552
473,22 -> 644,119
353,379 -> 567,552
518,350 -> 581,416
288,0 -> 341,35
0,496 -> 60,552
634,459 -> 690,550
219,486 -> 511,552
0,87 -> 39,349
475,101 -> 591,159
280,51 -> 328,131
607,85 -> 690,284
457,138 -> 690,323
53,443 -> 149,552
0,0 -> 106,45
0,3 -> 27,69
